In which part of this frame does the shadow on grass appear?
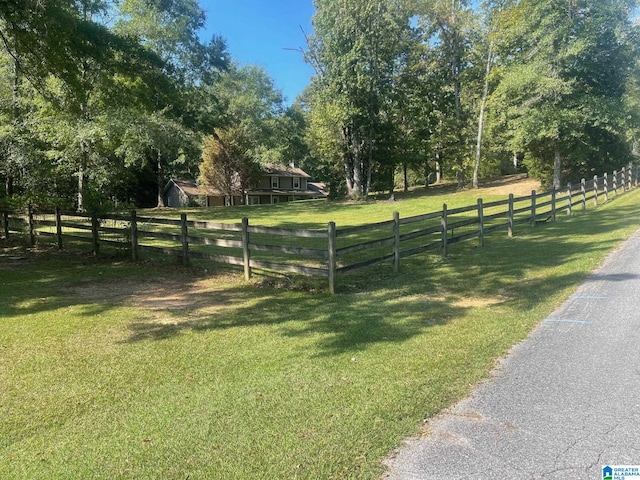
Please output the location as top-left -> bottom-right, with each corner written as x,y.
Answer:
126,198 -> 640,353
123,287 -> 463,354
2,195 -> 639,357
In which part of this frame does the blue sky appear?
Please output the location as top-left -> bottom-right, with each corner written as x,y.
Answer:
199,0 -> 317,104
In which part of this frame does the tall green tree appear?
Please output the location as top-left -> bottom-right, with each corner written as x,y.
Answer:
198,65 -> 301,204
491,0 -> 638,188
307,0 -> 411,199
116,109 -> 198,207
199,126 -> 261,205
1,0 -> 177,208
213,64 -> 288,163
413,0 -> 478,188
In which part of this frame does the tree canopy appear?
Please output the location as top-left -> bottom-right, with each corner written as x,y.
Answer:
1,0 -> 639,208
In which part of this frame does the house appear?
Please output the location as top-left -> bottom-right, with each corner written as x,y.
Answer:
163,179 -> 209,208
164,179 -> 242,207
163,165 -> 325,207
244,164 -> 323,205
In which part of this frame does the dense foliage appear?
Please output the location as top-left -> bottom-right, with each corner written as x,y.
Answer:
305,0 -> 640,196
1,0 -> 639,208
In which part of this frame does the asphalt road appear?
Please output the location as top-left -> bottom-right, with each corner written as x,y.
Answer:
384,230 -> 640,479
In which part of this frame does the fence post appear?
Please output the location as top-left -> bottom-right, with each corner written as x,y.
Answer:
441,204 -> 448,257
477,198 -> 484,247
130,210 -> 138,261
628,163 -> 633,190
551,189 -> 556,222
604,172 -> 609,202
530,190 -> 537,227
581,179 -> 586,211
393,211 -> 400,274
242,217 -> 251,281
622,167 -> 627,193
593,175 -> 598,207
508,194 -> 514,237
28,204 -> 35,246
613,170 -> 618,196
328,221 -> 337,294
180,213 -> 188,266
91,214 -> 99,255
55,207 -> 63,250
567,183 -> 572,216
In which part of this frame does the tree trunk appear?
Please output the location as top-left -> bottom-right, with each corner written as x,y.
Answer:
77,140 -> 88,212
77,165 -> 84,211
553,149 -> 562,190
77,75 -> 90,212
344,160 -> 356,198
342,125 -> 358,198
435,152 -> 442,183
350,125 -> 364,199
452,38 -> 465,190
456,170 -> 464,189
403,163 -> 409,192
424,151 -> 430,188
156,150 -> 165,208
473,42 -> 493,189
5,176 -> 13,197
364,156 -> 372,199
364,115 -> 373,200
389,165 -> 395,199
7,40 -> 20,198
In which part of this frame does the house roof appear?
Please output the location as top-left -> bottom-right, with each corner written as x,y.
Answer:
262,164 -> 311,178
307,182 -> 328,196
164,179 -> 221,197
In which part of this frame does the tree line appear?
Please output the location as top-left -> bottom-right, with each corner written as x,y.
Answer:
0,0 -> 305,211
1,0 -> 639,211
305,0 -> 640,199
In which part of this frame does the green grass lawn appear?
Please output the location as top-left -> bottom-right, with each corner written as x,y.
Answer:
152,179 -> 540,228
1,184 -> 639,479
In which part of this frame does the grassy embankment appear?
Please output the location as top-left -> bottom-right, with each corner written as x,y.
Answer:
2,180 -> 639,479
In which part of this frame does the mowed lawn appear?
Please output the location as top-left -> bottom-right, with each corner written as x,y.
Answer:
2,182 -> 640,479
162,176 -> 543,229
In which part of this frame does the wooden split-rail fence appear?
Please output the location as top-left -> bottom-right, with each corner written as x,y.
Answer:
1,165 -> 638,293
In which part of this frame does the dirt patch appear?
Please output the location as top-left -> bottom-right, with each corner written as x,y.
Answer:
433,174 -> 541,197
382,174 -> 542,201
392,294 -> 506,308
68,275 -> 236,313
477,176 -> 541,197
451,297 -> 506,308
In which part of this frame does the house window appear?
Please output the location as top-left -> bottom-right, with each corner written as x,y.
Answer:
293,177 -> 300,189
248,196 -> 260,205
271,176 -> 280,188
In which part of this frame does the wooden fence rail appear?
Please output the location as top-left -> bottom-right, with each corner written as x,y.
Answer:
1,164 -> 638,293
